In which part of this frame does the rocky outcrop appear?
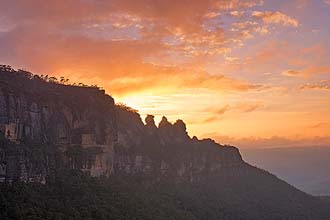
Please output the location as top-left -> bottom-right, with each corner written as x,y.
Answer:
114,108 -> 243,182
0,68 -> 117,182
0,66 -> 243,183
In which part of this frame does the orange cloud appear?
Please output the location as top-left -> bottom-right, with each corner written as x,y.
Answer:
203,102 -> 263,118
216,105 -> 230,115
230,11 -> 245,17
211,135 -> 330,149
282,66 -> 330,77
282,69 -> 302,77
202,116 -> 220,123
0,0 -> 280,61
220,40 -> 329,77
252,11 -> 299,27
209,103 -> 263,114
108,70 -> 265,96
309,122 -> 330,129
0,0 -> 273,97
236,103 -> 264,112
299,80 -> 330,90
215,0 -> 264,10
0,26 -> 264,96
190,102 -> 264,126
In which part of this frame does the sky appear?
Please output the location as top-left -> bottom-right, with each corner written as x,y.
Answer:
0,0 -> 329,148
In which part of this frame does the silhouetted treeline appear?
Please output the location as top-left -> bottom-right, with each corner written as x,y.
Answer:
0,64 -> 102,90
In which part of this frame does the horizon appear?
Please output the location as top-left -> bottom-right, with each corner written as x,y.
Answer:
1,0 -> 330,148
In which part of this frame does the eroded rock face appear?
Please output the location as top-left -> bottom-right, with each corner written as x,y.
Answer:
0,68 -> 244,183
0,71 -> 117,182
114,111 -> 243,182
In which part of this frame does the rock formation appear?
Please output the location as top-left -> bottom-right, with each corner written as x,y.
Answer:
115,107 -> 242,181
2,66 -> 330,220
0,71 -> 118,182
0,66 -> 243,183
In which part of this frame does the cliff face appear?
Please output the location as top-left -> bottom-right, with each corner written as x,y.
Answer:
0,69 -> 118,182
115,112 -> 243,181
0,67 -> 243,183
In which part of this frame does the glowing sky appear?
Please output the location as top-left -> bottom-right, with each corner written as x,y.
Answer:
0,0 -> 329,147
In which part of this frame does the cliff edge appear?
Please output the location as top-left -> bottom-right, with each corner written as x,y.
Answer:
0,65 -> 242,183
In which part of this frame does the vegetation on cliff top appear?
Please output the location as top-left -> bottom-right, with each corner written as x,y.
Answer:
0,65 -> 102,90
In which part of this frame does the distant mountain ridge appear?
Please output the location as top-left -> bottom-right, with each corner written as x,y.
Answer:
242,146 -> 330,196
0,65 -> 330,220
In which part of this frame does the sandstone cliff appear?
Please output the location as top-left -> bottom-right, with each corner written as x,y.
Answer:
0,66 -> 243,183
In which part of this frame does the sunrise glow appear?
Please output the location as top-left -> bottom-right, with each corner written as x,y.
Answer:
1,0 -> 329,148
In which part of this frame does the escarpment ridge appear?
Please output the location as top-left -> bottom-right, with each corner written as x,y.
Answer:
0,65 -> 242,183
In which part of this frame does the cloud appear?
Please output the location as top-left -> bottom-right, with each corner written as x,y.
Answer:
0,0 -> 275,96
299,80 -> 330,91
282,69 -> 302,76
206,102 -> 263,115
282,66 -> 330,77
209,135 -> 330,149
196,102 -> 263,125
199,102 -> 266,124
252,11 -> 299,27
204,12 -> 220,19
108,70 -> 265,96
215,105 -> 230,115
0,0 -> 279,60
194,105 -> 228,124
218,40 -> 301,75
309,122 -> 330,129
202,116 -> 220,123
1,25 -> 266,97
324,0 -> 330,4
301,44 -> 325,56
229,10 -> 245,17
236,103 -> 263,112
214,0 -> 264,10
